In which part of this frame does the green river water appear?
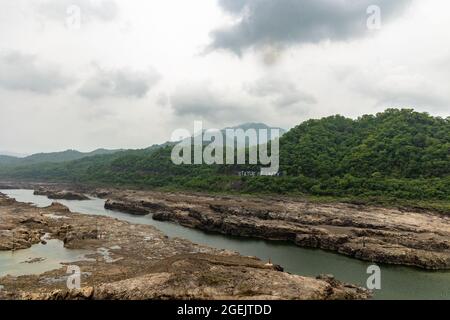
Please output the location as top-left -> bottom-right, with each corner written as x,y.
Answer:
0,189 -> 449,300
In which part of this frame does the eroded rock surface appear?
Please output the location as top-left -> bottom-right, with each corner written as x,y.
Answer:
0,193 -> 370,300
34,188 -> 89,201
98,190 -> 450,270
105,199 -> 149,215
18,256 -> 368,300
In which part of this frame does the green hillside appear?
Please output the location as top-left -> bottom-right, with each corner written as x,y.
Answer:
0,155 -> 18,166
281,109 -> 449,179
0,148 -> 122,167
0,109 -> 448,210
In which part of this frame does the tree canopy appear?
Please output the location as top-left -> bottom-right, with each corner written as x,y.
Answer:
1,109 -> 448,205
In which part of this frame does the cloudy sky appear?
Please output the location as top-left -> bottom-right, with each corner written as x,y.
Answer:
0,0 -> 449,155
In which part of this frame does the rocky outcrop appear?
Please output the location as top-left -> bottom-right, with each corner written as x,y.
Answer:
104,199 -> 149,215
0,228 -> 44,251
0,184 -> 15,190
101,190 -> 450,270
0,196 -> 49,250
15,254 -> 369,300
34,188 -> 90,201
0,193 -> 370,300
47,202 -> 71,213
21,270 -> 369,300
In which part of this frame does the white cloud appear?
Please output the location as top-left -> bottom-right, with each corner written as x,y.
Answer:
210,0 -> 412,54
37,0 -> 119,24
246,77 -> 317,107
0,0 -> 449,154
170,82 -> 255,123
78,66 -> 161,100
0,50 -> 74,94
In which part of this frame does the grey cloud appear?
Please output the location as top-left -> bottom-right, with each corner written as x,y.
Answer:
366,87 -> 449,112
218,0 -> 248,13
210,0 -> 411,54
78,67 -> 161,100
156,93 -> 170,107
346,70 -> 450,112
247,77 -> 317,107
170,85 -> 253,122
38,0 -> 118,23
0,51 -> 73,94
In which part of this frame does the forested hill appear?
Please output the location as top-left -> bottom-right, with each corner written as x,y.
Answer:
281,108 -> 449,179
0,109 -> 449,205
0,148 -> 122,166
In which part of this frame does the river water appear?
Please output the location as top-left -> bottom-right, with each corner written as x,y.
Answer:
1,189 -> 449,300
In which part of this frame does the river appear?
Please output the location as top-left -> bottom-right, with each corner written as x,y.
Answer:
1,189 -> 449,300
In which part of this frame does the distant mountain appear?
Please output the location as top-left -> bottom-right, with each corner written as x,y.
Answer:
0,148 -> 122,167
223,122 -> 285,132
0,110 -> 448,203
188,123 -> 286,148
222,123 -> 286,148
145,141 -> 176,151
0,150 -> 28,157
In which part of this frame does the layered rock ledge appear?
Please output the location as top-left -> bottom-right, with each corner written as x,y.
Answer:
0,193 -> 370,300
33,188 -> 90,201
96,189 -> 450,270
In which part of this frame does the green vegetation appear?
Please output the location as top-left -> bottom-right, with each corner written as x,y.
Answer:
0,148 -> 122,166
0,109 -> 449,212
0,155 -> 18,166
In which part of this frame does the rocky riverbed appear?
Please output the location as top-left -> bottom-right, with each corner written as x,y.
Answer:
94,189 -> 450,270
0,192 -> 370,300
33,188 -> 90,201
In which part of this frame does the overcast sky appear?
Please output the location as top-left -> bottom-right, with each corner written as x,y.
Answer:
0,0 -> 449,154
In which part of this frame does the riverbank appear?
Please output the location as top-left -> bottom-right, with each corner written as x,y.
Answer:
1,180 -> 448,214
2,182 -> 450,270
0,192 -> 370,300
92,188 -> 450,270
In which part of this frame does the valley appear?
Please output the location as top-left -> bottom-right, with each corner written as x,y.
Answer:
0,188 -> 370,300
1,184 -> 449,299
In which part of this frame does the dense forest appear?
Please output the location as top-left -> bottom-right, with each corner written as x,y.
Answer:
1,109 -> 449,209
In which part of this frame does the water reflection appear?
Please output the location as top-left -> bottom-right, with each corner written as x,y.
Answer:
1,189 -> 449,299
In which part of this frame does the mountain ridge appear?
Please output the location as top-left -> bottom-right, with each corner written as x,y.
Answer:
0,108 -> 447,207
0,148 -> 123,166
0,123 -> 283,167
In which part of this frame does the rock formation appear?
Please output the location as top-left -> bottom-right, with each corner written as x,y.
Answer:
0,192 -> 370,300
98,190 -> 450,270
